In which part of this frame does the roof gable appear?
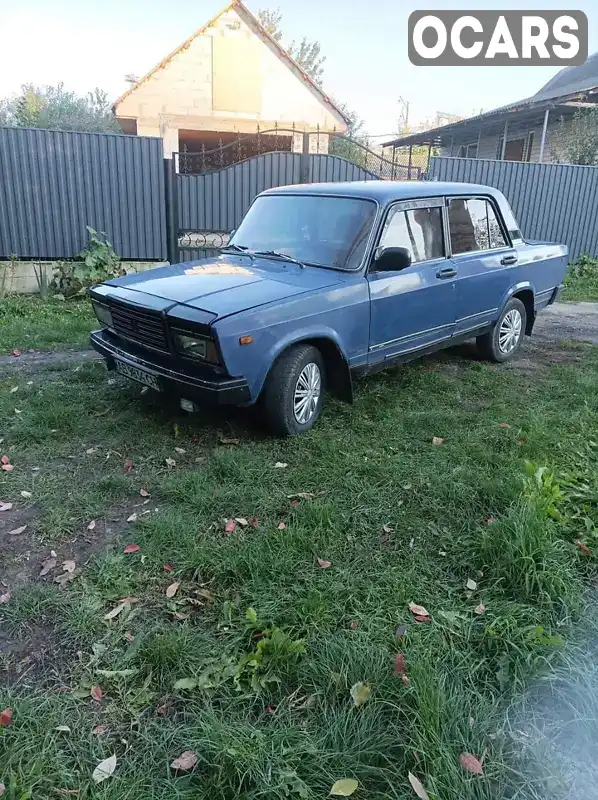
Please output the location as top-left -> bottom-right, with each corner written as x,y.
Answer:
114,0 -> 348,128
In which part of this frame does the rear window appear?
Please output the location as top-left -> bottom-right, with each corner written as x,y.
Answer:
448,198 -> 507,254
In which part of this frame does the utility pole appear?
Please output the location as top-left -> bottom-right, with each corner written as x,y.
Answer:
398,97 -> 410,132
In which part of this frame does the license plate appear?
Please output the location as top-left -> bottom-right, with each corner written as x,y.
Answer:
114,360 -> 161,391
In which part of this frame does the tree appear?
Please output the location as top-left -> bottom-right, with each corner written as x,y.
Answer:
288,38 -> 326,85
257,7 -> 325,83
0,84 -> 119,133
553,107 -> 598,165
256,8 -> 283,42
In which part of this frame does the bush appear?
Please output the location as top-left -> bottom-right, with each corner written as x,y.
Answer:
51,226 -> 121,298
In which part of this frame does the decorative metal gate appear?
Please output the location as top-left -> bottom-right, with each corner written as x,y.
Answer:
167,126 -> 419,263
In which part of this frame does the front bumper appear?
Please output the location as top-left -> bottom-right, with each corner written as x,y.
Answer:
90,329 -> 251,406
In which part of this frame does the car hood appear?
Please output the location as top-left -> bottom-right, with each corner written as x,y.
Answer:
104,255 -> 342,318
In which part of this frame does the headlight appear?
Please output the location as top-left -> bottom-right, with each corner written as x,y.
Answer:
172,330 -> 219,363
92,302 -> 113,329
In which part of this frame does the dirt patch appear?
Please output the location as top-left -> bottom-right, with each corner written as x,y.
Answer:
0,348 -> 100,370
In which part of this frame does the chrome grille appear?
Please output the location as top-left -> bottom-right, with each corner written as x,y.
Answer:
110,303 -> 168,351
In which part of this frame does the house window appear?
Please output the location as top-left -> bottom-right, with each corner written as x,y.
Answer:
496,136 -> 526,161
458,142 -> 478,158
525,131 -> 535,161
448,198 -> 507,254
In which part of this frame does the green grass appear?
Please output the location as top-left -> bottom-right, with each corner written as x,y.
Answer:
563,255 -> 598,302
1,343 -> 597,799
0,295 -> 95,352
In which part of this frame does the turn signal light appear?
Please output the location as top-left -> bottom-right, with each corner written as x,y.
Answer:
239,336 -> 254,345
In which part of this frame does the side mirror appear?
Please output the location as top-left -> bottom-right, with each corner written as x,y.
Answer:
374,246 -> 412,272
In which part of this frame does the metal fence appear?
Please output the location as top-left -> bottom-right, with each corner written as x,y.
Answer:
428,156 -> 598,260
0,126 -> 166,260
173,151 -> 382,262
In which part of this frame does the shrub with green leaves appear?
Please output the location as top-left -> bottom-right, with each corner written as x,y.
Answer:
51,226 -> 121,298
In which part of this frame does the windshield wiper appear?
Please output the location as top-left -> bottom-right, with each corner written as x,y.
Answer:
252,250 -> 305,268
221,243 -> 251,254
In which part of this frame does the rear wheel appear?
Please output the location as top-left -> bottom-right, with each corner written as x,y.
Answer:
262,344 -> 325,436
477,298 -> 527,362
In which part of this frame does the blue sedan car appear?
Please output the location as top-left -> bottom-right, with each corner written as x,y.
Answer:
89,181 -> 567,435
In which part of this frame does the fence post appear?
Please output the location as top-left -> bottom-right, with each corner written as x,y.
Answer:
164,158 -> 178,264
300,132 -> 310,183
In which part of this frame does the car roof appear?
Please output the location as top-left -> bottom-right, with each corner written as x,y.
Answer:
261,180 -> 501,203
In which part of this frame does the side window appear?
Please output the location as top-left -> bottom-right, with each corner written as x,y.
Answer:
380,205 -> 444,263
449,198 -> 507,254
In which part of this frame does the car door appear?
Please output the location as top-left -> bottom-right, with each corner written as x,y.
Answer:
447,196 -> 518,336
367,197 -> 456,364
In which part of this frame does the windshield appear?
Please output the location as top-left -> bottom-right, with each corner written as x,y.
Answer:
229,194 -> 377,271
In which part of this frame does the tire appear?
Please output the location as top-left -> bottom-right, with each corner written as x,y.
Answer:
477,298 -> 527,363
261,344 -> 325,436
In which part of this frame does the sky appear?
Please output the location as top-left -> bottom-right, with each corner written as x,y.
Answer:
1,0 -> 596,139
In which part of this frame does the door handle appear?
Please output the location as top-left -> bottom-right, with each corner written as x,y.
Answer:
436,267 -> 457,279
500,254 -> 518,266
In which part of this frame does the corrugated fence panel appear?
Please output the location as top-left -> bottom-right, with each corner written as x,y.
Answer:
428,156 -> 598,259
0,126 -> 166,260
177,152 -> 303,233
308,154 -> 380,183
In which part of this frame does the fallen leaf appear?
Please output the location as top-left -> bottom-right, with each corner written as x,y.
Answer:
317,558 -> 331,568
8,525 -> 27,536
62,560 -> 76,573
87,520 -> 96,531
330,778 -> 359,796
469,717 -> 475,729
219,437 -> 240,446
278,522 -> 287,530
0,783 -> 5,797
123,543 -> 140,553
235,517 -> 249,527
174,447 -> 186,455
1,456 -> 9,464
274,462 -> 288,469
92,724 -> 108,735
475,603 -> 486,615
163,563 -> 173,572
498,422 -> 512,429
413,615 -> 430,624
92,754 -> 117,784
287,492 -> 314,500
249,517 -> 259,528
1,464 -> 14,472
12,349 -> 21,357
408,602 -> 429,618
459,752 -> 484,776
39,557 -> 57,577
0,708 -> 13,726
123,631 -> 135,643
224,519 -> 236,534
140,488 -> 150,497
0,502 -> 13,512
0,591 -> 11,605
483,515 -> 496,526
575,539 -> 592,555
170,750 -> 198,771
104,602 -> 128,620
156,702 -> 170,716
20,490 -> 32,499
350,682 -> 371,707
86,447 -> 96,454
165,458 -> 176,468
55,570 -> 79,588
173,611 -> 190,621
349,620 -> 360,630
166,581 -> 180,598
466,578 -> 478,591
90,685 -> 103,702
124,459 -> 135,473
126,513 -> 138,523
265,704 -> 276,714
173,677 -> 197,690
408,772 -> 430,800
382,524 -> 392,533
55,724 -> 71,733
10,386 -> 19,394
394,653 -> 408,677
432,436 -> 445,445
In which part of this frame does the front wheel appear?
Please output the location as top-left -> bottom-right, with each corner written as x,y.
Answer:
261,344 -> 325,436
477,298 -> 527,362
